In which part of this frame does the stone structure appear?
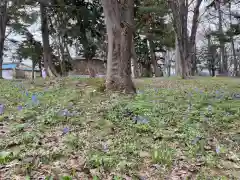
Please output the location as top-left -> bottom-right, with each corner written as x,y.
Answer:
70,57 -> 106,76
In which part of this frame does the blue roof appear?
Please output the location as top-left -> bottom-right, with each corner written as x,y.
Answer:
2,63 -> 17,70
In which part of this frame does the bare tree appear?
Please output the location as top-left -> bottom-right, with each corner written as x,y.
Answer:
101,0 -> 136,93
0,0 -> 7,78
168,0 -> 203,78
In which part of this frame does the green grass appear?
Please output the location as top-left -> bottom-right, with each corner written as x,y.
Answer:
0,77 -> 240,179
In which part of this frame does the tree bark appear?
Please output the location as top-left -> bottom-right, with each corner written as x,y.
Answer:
175,34 -> 181,76
40,3 -> 58,77
31,63 -> 35,80
102,0 -> 136,93
0,1 -> 7,79
216,0 -> 227,74
131,38 -> 139,78
191,43 -> 197,76
231,38 -> 237,76
148,39 -> 161,77
87,58 -> 96,78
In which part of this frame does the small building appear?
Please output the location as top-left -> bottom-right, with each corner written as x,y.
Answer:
2,62 -> 40,79
2,63 -> 18,79
70,57 -> 106,77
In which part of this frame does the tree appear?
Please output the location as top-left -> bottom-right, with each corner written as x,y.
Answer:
0,0 -> 39,78
136,0 -> 175,77
101,0 -> 136,93
135,35 -> 152,77
15,30 -> 42,80
205,0 -> 240,76
47,0 -> 105,77
0,1 -> 7,78
168,0 -> 203,78
40,2 -> 58,77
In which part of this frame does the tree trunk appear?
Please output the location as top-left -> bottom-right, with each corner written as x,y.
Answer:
87,59 -> 96,78
39,59 -> 42,77
231,39 -> 238,76
148,39 -> 161,77
31,64 -> 35,80
0,1 -> 7,79
102,0 -> 136,93
228,2 -> 238,76
164,51 -> 172,77
175,35 -> 181,76
216,0 -> 227,74
40,3 -> 58,77
191,44 -> 197,76
131,38 -> 139,78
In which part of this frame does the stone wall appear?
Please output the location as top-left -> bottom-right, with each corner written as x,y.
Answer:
15,69 -> 40,79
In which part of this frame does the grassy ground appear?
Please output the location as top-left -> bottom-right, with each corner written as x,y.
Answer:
0,77 -> 240,180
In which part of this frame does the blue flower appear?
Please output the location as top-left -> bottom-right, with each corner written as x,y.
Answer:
17,105 -> 23,111
207,105 -> 212,112
62,127 -> 70,135
31,94 -> 39,105
63,109 -> 70,116
102,143 -> 109,152
154,88 -> 159,93
138,176 -> 147,180
215,90 -> 224,99
0,104 -> 4,115
232,93 -> 240,100
133,116 -> 149,124
187,104 -> 192,112
216,146 -> 220,154
191,136 -> 202,145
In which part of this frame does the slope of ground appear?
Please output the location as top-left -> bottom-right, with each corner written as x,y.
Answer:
0,77 -> 240,179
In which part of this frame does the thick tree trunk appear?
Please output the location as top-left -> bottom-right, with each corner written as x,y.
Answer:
40,3 -> 58,77
102,0 -> 136,93
0,1 -> 7,79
